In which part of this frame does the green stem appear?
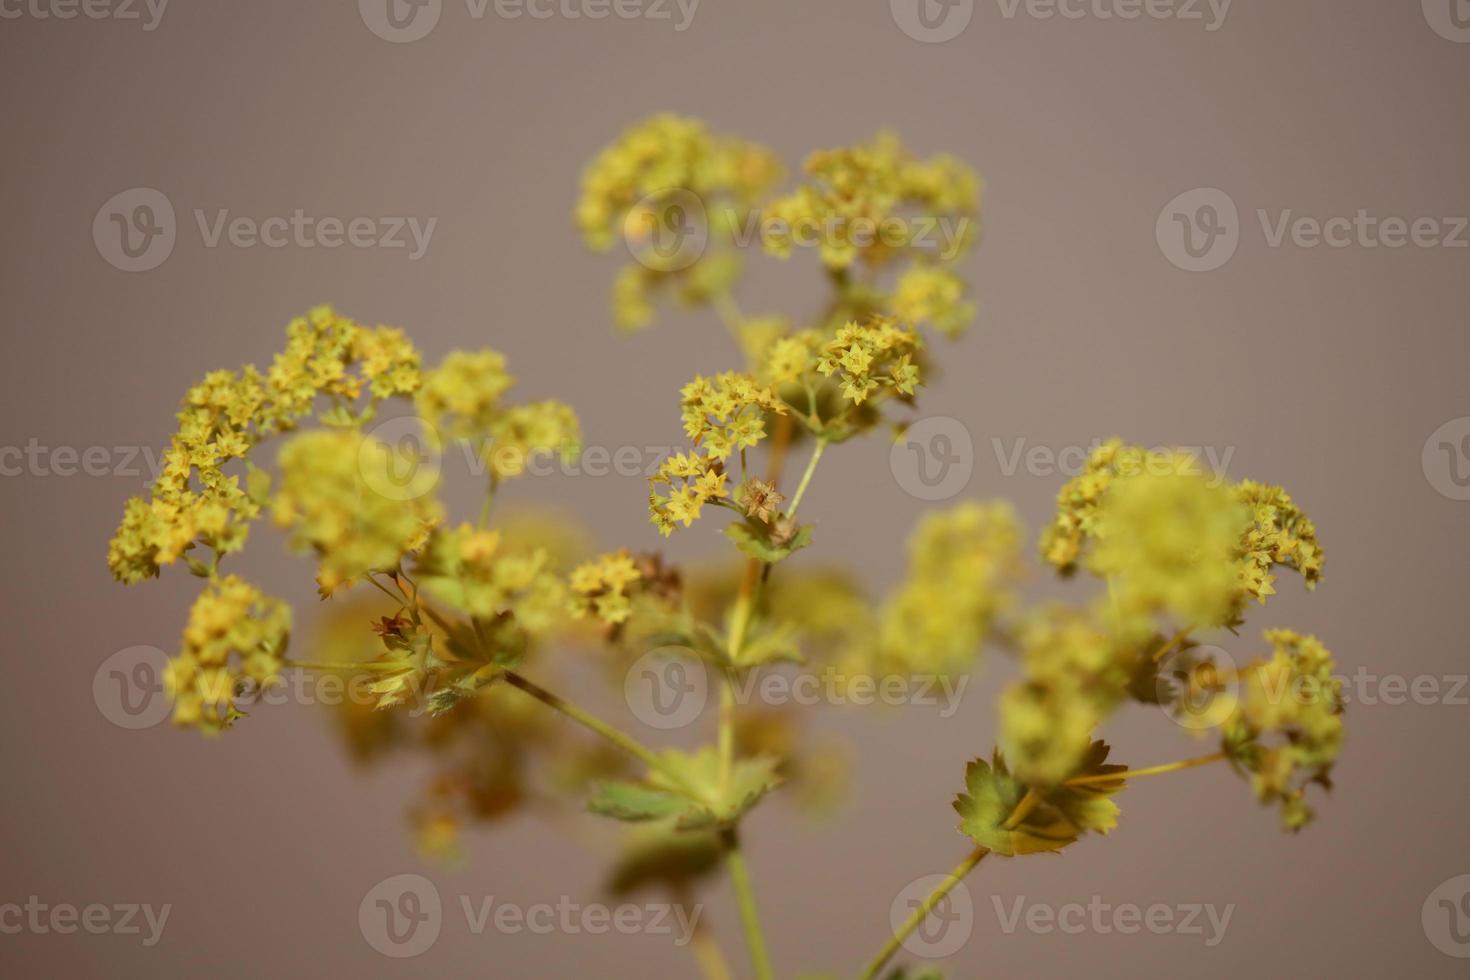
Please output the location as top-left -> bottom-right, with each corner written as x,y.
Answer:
718,668 -> 737,795
501,670 -> 680,785
1065,751 -> 1227,787
786,437 -> 827,518
861,779 -> 1040,979
859,846 -> 989,980
286,660 -> 393,672
722,827 -> 775,980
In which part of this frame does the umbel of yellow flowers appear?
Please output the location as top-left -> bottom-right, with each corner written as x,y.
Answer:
107,115 -> 1343,980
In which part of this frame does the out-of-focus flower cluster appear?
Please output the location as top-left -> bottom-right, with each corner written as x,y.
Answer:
761,131 -> 980,271
415,349 -> 582,480
273,429 -> 441,594
870,502 -> 1023,677
1040,439 -> 1324,628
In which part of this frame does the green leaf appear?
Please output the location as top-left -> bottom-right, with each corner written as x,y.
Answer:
606,824 -> 722,895
587,782 -> 689,822
953,742 -> 1126,856
588,747 -> 783,831
723,520 -> 813,564
732,621 -> 803,669
1046,741 -> 1126,834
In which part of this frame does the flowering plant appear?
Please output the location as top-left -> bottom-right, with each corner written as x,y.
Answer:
109,114 -> 1341,978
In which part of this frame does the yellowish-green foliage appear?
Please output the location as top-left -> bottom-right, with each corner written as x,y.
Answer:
111,116 -> 1346,980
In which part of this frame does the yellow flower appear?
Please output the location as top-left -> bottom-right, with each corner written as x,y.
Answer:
272,429 -> 443,592
163,576 -> 291,734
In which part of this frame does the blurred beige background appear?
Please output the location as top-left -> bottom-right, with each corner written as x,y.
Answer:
2,0 -> 1469,976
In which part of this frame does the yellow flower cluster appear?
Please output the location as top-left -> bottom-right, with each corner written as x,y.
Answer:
998,603 -> 1139,788
761,131 -> 980,270
416,350 -> 515,440
1041,441 -> 1324,627
415,524 -> 568,634
162,576 -> 292,734
1235,481 -> 1324,604
875,501 -> 1023,675
891,265 -> 976,338
107,307 -> 422,584
569,550 -> 643,625
577,116 -> 778,332
575,114 -> 781,252
649,373 -> 785,535
272,429 -> 441,593
1223,630 -> 1345,830
1089,463 -> 1248,628
815,318 -> 922,406
416,350 -> 582,480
